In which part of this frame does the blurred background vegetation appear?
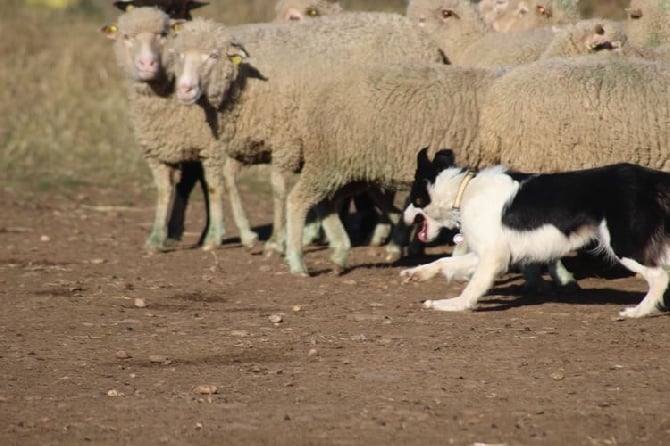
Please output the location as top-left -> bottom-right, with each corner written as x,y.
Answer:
0,0 -> 406,196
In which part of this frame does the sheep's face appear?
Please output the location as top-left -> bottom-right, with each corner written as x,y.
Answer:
581,21 -> 626,54
172,26 -> 249,106
274,0 -> 342,23
101,8 -> 173,83
486,0 -> 552,33
406,0 -> 468,32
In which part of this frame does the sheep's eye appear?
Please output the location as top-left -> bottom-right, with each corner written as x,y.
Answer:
441,9 -> 452,17
209,52 -> 219,60
518,6 -> 528,15
159,32 -> 168,39
305,7 -> 319,16
124,34 -> 132,41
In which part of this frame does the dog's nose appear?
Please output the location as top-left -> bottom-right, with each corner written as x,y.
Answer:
413,214 -> 425,225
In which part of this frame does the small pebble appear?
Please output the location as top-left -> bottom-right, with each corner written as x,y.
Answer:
115,350 -> 132,359
308,348 -> 319,357
195,422 -> 203,430
194,385 -> 218,395
268,314 -> 283,324
149,355 -> 168,363
40,235 -> 50,242
90,258 -> 105,265
230,330 -> 251,337
107,389 -> 122,397
291,305 -> 302,313
133,298 -> 147,308
550,372 -> 565,381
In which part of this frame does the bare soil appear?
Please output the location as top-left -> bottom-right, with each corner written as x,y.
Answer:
2,184 -> 669,446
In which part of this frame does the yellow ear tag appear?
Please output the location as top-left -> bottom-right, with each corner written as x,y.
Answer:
230,55 -> 243,65
125,4 -> 134,10
102,24 -> 118,35
172,22 -> 184,32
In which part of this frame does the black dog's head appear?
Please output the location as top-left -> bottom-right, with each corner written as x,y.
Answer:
405,148 -> 458,242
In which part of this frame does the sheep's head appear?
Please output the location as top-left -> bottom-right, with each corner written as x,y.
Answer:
171,19 -> 249,107
101,7 -> 182,83
274,0 -> 343,23
483,0 -> 555,33
582,21 -> 627,53
113,0 -> 209,20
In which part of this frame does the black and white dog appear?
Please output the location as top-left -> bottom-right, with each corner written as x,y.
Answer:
401,148 -> 670,318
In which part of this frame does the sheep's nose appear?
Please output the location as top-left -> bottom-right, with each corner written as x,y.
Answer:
139,57 -> 157,69
178,83 -> 194,95
418,17 -> 426,27
286,8 -> 303,21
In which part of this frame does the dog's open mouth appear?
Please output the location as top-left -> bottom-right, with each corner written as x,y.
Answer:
414,214 -> 429,242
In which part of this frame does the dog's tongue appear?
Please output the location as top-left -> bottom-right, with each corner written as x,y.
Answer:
418,218 -> 428,242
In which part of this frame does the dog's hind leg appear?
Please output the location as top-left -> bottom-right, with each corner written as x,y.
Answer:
618,258 -> 668,318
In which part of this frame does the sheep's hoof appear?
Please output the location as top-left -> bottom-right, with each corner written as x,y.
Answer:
384,247 -> 402,263
332,264 -> 346,276
241,231 -> 259,249
201,242 -> 218,252
164,238 -> 180,248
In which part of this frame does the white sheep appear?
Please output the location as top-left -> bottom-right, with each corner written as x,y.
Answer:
478,55 -> 670,173
170,14 -> 446,257
478,0 -> 579,33
540,19 -> 636,59
407,0 -> 557,66
101,7 -> 258,253
274,0 -> 342,23
625,0 -> 670,49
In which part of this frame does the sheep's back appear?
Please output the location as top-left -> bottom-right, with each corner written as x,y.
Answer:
480,56 -> 670,172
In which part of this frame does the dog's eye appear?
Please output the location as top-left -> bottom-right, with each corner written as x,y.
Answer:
414,198 -> 425,207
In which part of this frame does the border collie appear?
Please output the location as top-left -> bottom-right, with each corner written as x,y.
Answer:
401,148 -> 670,318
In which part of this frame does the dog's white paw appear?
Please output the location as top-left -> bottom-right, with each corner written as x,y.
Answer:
423,298 -> 474,312
400,265 -> 437,283
619,305 -> 655,319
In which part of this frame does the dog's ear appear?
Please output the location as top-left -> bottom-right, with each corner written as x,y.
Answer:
433,149 -> 455,172
416,148 -> 435,183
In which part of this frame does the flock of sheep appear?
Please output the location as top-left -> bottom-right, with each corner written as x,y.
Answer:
101,0 -> 670,277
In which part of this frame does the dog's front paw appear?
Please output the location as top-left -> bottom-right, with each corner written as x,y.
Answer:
400,265 -> 435,283
423,297 -> 474,312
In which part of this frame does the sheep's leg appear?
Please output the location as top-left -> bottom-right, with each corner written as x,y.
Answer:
424,248 -> 508,312
200,161 -> 226,251
368,191 -> 393,247
618,258 -> 668,318
223,157 -> 258,248
319,196 -> 352,275
167,162 -> 204,245
264,167 -> 288,255
367,188 -> 405,262
302,207 -> 324,246
285,177 -> 326,276
146,161 -> 175,254
548,259 -> 576,287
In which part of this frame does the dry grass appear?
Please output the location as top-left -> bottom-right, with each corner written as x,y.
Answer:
0,0 -> 406,195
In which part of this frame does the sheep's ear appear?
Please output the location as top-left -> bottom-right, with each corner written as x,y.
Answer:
170,19 -> 186,33
113,1 -> 136,12
227,41 -> 249,66
625,8 -> 643,19
100,23 -> 119,40
535,4 -> 552,17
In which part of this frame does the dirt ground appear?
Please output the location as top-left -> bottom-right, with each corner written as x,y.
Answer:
2,183 -> 669,446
